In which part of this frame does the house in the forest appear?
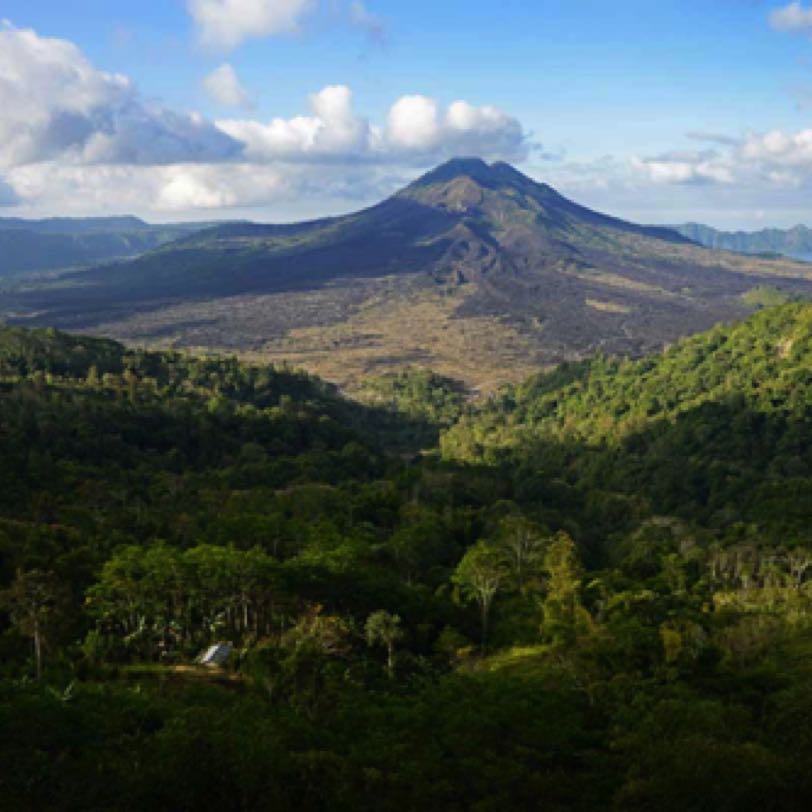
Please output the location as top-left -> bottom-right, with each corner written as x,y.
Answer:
197,642 -> 233,668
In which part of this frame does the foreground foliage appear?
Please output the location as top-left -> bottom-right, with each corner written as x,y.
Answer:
4,307 -> 812,809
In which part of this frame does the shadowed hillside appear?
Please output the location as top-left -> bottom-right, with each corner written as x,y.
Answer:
0,216 -> 208,278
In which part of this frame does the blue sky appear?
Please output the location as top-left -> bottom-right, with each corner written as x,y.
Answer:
2,0 -> 812,227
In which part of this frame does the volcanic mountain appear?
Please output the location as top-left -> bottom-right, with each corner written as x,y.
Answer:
4,157 -> 812,389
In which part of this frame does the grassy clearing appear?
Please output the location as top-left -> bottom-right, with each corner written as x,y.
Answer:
472,645 -> 553,678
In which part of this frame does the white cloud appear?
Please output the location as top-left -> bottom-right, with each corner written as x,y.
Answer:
383,95 -> 527,159
0,24 -> 528,215
631,127 -> 812,191
386,95 -> 440,151
217,85 -> 375,159
0,23 -> 528,174
769,2 -> 812,34
631,151 -> 735,185
219,86 -> 528,163
6,161 -> 281,213
4,159 -> 399,216
386,96 -> 527,157
203,63 -> 253,109
0,24 -> 241,170
740,128 -> 812,167
187,0 -> 314,50
442,100 -> 527,158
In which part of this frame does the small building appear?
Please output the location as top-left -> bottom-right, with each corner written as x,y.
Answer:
197,642 -> 233,668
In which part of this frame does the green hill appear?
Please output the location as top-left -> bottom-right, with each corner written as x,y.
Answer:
442,302 -> 812,543
4,312 -> 812,809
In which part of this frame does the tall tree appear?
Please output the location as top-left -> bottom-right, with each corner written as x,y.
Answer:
365,610 -> 403,679
1,569 -> 67,680
453,541 -> 506,652
541,532 -> 587,646
496,515 -> 545,591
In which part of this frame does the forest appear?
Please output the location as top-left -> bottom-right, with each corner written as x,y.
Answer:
3,304 -> 812,810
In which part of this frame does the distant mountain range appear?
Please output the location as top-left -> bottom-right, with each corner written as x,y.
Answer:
674,222 -> 812,262
3,158 -> 812,390
0,216 -> 212,277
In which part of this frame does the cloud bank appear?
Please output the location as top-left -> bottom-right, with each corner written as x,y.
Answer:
4,19 -> 812,226
217,87 -> 527,164
0,24 -> 241,170
632,129 -> 812,189
0,24 -> 530,214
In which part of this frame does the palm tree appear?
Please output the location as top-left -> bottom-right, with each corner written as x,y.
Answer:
365,610 -> 403,679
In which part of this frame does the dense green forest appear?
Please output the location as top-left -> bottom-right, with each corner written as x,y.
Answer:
3,307 -> 812,810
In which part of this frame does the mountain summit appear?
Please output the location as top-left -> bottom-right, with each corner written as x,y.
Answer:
401,157 -> 684,242
3,158 -> 812,389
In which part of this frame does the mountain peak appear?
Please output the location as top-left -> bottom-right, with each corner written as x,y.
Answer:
408,157 -> 533,190
422,157 -> 492,181
398,158 -> 543,214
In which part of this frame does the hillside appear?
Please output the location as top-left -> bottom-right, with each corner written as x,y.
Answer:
675,222 -> 812,262
5,313 -> 812,808
0,216 -> 205,278
5,158 -> 812,390
443,301 -> 812,544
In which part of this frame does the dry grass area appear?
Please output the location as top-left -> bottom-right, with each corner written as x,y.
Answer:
250,282 -> 542,392
586,298 -> 633,314
560,263 -> 678,297
88,284 -> 375,351
92,274 -> 544,392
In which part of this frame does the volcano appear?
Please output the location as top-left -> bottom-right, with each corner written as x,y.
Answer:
5,158 -> 812,389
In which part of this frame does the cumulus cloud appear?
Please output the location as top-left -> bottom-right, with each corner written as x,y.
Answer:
632,127 -> 812,190
631,150 -> 735,185
187,0 -> 314,50
384,96 -> 527,159
218,86 -> 528,164
218,85 -> 375,160
386,95 -> 440,151
740,128 -> 812,167
0,23 -> 526,168
203,63 -> 253,109
0,24 -> 241,170
0,23 -> 528,214
769,2 -> 812,34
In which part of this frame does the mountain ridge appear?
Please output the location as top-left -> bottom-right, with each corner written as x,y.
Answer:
674,221 -> 812,261
0,217 -> 213,278
3,158 -> 812,390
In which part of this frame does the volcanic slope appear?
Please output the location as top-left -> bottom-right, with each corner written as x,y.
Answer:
4,158 -> 812,390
